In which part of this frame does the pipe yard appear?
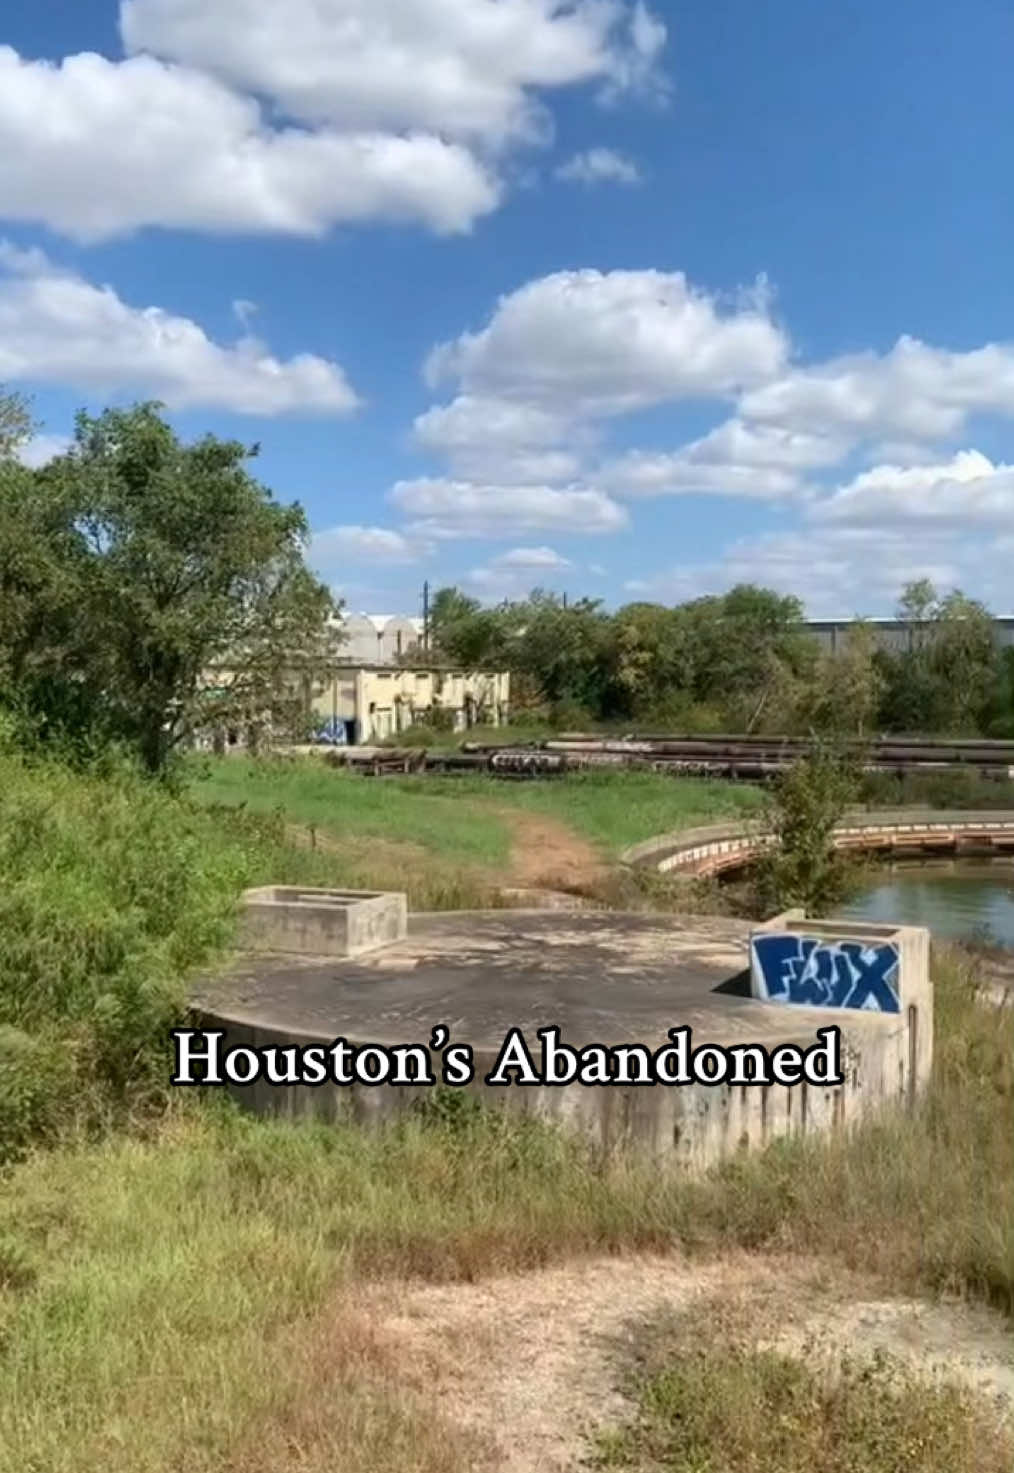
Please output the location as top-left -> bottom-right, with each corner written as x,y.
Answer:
322,732 -> 1014,781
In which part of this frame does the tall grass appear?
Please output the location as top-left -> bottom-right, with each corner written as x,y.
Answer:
190,755 -> 765,858
0,750 -> 502,1162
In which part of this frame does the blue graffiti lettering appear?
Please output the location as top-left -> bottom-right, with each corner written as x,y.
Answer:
751,934 -> 900,1013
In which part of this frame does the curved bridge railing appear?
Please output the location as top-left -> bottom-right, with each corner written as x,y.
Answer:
622,808 -> 1014,877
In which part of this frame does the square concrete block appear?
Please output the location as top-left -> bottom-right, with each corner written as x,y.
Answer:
238,886 -> 407,958
749,910 -> 929,1014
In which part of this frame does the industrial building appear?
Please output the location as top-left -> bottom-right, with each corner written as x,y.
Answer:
805,614 -> 1014,653
337,613 -> 425,665
308,664 -> 510,745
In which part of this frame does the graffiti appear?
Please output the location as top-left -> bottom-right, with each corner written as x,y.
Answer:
751,933 -> 900,1013
313,718 -> 347,746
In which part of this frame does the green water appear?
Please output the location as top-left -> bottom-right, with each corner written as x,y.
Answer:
840,859 -> 1014,945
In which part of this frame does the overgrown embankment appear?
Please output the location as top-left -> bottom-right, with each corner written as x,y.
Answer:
0,749 -> 402,1160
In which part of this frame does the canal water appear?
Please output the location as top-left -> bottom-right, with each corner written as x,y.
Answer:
840,859 -> 1014,946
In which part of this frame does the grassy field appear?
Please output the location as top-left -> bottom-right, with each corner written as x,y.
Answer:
190,755 -> 765,859
1,948 -> 1011,1472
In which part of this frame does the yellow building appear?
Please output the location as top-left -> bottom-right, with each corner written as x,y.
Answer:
308,663 -> 510,744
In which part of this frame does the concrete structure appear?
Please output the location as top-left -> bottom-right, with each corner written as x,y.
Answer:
622,810 -> 1014,878
308,663 -> 510,744
192,897 -> 933,1171
238,886 -> 407,958
749,910 -> 931,1101
805,614 -> 1014,654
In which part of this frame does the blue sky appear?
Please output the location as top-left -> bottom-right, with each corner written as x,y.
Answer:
3,1 -> 1014,618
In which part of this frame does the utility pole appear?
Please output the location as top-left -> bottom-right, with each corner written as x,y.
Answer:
422,580 -> 430,653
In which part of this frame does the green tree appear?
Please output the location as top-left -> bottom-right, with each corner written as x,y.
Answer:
931,592 -> 997,731
511,590 -> 612,716
428,586 -> 514,667
753,746 -> 860,915
675,586 -> 817,732
0,387 -> 35,460
3,403 -> 339,773
878,582 -> 998,733
803,620 -> 884,737
610,602 -> 690,719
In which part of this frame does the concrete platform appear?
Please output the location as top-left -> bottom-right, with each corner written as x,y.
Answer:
192,909 -> 929,1170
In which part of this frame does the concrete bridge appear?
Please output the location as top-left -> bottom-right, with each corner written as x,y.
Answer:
622,809 -> 1014,878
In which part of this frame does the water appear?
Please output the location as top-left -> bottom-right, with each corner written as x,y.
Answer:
840,859 -> 1014,946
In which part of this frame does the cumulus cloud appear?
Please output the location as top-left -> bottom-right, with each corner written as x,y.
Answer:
425,269 -> 788,417
311,525 -> 429,569
598,422 -> 844,499
491,545 -> 572,570
0,0 -> 669,242
413,394 -> 584,482
389,477 -> 627,538
556,147 -> 641,185
0,48 -> 499,241
408,268 -> 792,533
121,0 -> 668,144
466,544 -> 573,593
402,264 -> 1014,582
740,335 -> 1014,447
814,449 -> 1014,527
0,241 -> 358,414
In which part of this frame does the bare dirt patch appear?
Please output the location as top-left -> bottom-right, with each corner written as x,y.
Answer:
357,1253 -> 1014,1473
496,808 -> 610,895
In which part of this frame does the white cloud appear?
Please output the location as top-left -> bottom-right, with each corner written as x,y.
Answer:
0,47 -> 499,241
15,433 -> 72,468
413,393 -> 583,482
425,269 -> 789,417
814,449 -> 1014,527
121,0 -> 668,144
0,2 -> 670,243
311,525 -> 429,568
491,545 -> 572,570
0,242 -> 358,414
597,420 -> 844,500
600,0 -> 670,102
466,544 -> 573,594
404,265 -> 1014,579
556,147 -> 641,185
598,453 -> 801,499
407,268 -> 790,537
739,335 -> 1014,448
389,477 -> 627,538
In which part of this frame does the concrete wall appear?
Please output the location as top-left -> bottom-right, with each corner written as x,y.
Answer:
203,1003 -> 926,1173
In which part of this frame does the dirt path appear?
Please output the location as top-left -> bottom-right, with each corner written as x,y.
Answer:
361,1254 -> 1014,1473
495,808 -> 609,894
